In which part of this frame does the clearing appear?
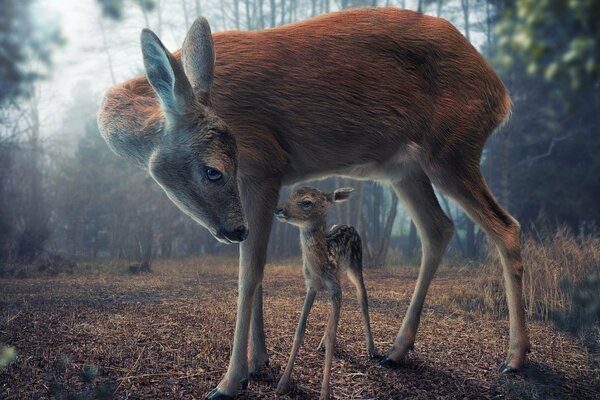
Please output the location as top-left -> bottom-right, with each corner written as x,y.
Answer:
1,258 -> 598,399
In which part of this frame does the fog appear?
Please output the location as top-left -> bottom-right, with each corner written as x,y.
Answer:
1,0 -> 598,271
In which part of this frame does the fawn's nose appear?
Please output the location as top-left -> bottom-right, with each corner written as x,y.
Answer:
274,207 -> 287,218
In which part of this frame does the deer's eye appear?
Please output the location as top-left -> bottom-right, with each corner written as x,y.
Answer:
205,167 -> 223,182
301,200 -> 313,209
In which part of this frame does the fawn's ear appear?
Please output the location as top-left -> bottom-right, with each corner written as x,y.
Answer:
141,28 -> 194,113
182,17 -> 215,104
332,188 -> 354,202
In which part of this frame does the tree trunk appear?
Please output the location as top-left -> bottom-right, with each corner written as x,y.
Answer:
407,221 -> 417,259
17,95 -> 48,262
258,0 -> 264,29
245,0 -> 251,30
137,223 -> 154,272
270,0 -> 276,27
461,0 -> 470,41
465,219 -> 476,257
234,0 -> 240,29
371,192 -> 399,266
182,0 -> 189,28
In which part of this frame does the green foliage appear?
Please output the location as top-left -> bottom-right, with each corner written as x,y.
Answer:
488,0 -> 600,230
80,364 -> 99,383
496,0 -> 600,90
0,345 -> 16,369
48,354 -> 116,399
0,0 -> 63,106
554,272 -> 600,333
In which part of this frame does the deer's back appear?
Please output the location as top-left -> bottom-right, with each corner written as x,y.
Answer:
103,9 -> 510,182
209,8 -> 510,182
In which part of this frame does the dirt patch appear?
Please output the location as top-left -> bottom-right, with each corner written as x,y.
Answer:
0,259 -> 598,399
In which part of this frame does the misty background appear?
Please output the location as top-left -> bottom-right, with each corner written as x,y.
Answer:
1,0 -> 598,273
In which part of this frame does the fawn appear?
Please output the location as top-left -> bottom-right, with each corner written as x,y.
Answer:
274,187 -> 375,399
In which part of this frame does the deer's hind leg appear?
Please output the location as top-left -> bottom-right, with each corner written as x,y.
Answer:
346,250 -> 376,358
380,172 -> 454,366
427,164 -> 530,372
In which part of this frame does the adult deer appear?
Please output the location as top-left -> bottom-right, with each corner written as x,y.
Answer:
97,8 -> 530,399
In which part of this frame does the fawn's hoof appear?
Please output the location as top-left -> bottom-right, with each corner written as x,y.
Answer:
205,388 -> 233,400
366,345 -> 378,359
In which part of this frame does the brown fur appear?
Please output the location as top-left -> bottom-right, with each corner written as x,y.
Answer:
99,8 -> 510,181
98,8 -> 528,398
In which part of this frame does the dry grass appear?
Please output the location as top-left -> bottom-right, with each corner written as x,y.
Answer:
477,227 -> 600,324
0,249 -> 599,399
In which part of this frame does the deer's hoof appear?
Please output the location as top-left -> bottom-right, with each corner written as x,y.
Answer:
377,356 -> 397,367
378,355 -> 402,368
205,388 -> 233,400
498,363 -> 520,374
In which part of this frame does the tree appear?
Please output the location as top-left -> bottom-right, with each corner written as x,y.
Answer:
496,0 -> 599,91
0,0 -> 63,106
491,0 -> 600,231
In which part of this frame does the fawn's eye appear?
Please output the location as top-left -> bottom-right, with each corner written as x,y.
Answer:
205,167 -> 223,182
300,200 -> 313,209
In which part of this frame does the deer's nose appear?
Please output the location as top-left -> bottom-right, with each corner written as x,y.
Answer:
221,225 -> 249,242
274,207 -> 284,216
232,225 -> 249,241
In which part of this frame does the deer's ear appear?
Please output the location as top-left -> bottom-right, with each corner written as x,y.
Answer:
141,28 -> 193,113
333,188 -> 354,202
182,17 -> 215,103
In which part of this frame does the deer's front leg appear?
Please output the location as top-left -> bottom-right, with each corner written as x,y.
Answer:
248,283 -> 269,375
207,179 -> 280,400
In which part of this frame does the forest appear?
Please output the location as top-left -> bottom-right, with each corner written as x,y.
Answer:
0,0 -> 599,399
1,0 -> 597,270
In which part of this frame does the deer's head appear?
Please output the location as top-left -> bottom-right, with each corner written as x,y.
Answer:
98,18 -> 247,244
275,187 -> 354,229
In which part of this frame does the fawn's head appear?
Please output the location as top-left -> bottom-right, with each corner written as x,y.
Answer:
140,18 -> 247,243
275,187 -> 354,228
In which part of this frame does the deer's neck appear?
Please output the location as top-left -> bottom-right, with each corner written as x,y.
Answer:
300,222 -> 329,275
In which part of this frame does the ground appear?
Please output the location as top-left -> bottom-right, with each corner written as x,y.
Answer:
1,258 -> 598,399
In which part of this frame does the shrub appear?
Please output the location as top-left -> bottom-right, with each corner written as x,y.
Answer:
479,227 -> 600,332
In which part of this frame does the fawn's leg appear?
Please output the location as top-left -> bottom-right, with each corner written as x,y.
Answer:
208,180 -> 280,399
430,167 -> 530,371
347,268 -> 376,358
381,174 -> 454,365
277,287 -> 317,394
321,286 -> 342,400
